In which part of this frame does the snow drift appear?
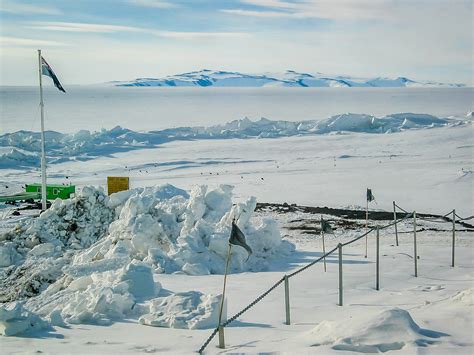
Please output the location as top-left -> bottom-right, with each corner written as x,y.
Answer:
0,302 -> 51,336
0,183 -> 292,332
308,308 -> 447,353
0,113 -> 464,168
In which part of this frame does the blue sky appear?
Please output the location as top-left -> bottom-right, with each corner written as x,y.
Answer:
0,0 -> 472,85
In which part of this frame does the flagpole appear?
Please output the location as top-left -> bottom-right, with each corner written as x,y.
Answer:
321,230 -> 327,272
217,243 -> 232,349
37,49 -> 48,211
365,197 -> 368,258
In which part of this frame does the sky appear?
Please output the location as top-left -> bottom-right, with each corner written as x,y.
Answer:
0,0 -> 472,85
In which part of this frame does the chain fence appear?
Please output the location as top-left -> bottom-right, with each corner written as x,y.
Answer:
197,203 -> 472,353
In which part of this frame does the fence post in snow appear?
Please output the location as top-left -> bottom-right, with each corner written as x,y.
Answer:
413,211 -> 418,277
338,243 -> 343,306
393,201 -> 399,246
376,226 -> 380,290
284,275 -> 290,325
452,209 -> 456,267
218,326 -> 225,349
321,230 -> 327,272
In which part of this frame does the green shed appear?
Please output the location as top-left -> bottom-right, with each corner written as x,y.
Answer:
25,184 -> 76,200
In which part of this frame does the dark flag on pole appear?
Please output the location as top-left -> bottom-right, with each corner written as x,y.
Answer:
367,188 -> 375,202
321,217 -> 334,234
41,57 -> 66,93
229,220 -> 252,258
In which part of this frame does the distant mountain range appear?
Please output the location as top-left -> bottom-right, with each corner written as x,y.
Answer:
110,70 -> 464,88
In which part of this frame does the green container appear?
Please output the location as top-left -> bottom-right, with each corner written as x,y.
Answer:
25,184 -> 76,200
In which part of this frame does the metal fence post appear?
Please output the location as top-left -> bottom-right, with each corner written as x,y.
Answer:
413,211 -> 418,277
284,275 -> 290,325
393,201 -> 398,246
452,209 -> 456,267
376,226 -> 380,290
322,231 -> 327,272
218,326 -> 225,349
338,243 -> 343,306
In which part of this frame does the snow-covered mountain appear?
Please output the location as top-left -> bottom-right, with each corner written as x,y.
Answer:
111,70 -> 464,88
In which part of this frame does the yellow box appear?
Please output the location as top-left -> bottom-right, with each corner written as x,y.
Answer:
107,176 -> 129,195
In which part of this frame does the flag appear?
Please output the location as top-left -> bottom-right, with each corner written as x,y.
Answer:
229,221 -> 252,258
367,188 -> 375,202
41,56 -> 66,93
321,217 -> 334,234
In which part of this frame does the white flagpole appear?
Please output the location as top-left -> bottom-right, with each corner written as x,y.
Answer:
38,49 -> 47,211
217,243 -> 232,349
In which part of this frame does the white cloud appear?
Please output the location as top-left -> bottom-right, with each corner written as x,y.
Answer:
28,22 -> 144,34
154,31 -> 251,39
27,21 -> 250,39
0,0 -> 62,15
226,0 -> 472,22
0,36 -> 65,47
221,9 -> 291,18
127,0 -> 178,8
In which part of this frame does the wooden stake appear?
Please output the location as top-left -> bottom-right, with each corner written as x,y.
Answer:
217,244 -> 232,349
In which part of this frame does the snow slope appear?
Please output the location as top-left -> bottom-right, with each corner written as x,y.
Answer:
111,70 -> 465,88
0,113 -> 465,168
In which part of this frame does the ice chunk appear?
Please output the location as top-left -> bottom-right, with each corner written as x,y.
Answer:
120,261 -> 159,299
139,291 -> 224,329
308,308 -> 447,352
0,302 -> 50,336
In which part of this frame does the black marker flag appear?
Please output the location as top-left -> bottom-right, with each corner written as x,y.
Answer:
229,220 -> 252,258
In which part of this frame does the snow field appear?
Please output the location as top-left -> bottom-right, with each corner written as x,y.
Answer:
0,113 -> 472,353
2,209 -> 471,353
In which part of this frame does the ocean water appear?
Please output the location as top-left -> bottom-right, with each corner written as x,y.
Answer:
1,86 -> 472,133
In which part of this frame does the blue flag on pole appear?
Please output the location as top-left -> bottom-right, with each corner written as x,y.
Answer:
41,56 -> 66,93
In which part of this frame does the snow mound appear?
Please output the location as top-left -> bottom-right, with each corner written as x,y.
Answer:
139,291 -> 223,329
1,113 -> 463,168
1,183 -> 292,329
309,308 -> 447,353
25,260 -> 160,326
450,288 -> 474,306
0,302 -> 51,336
0,186 -> 115,302
72,184 -> 293,276
427,288 -> 474,309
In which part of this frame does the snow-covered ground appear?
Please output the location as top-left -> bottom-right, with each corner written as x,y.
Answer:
0,111 -> 473,353
1,205 -> 473,354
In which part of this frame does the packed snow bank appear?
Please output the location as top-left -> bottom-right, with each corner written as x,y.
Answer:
307,308 -> 447,352
1,113 -> 465,168
1,183 -> 292,330
138,291 -> 224,330
0,302 -> 51,336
